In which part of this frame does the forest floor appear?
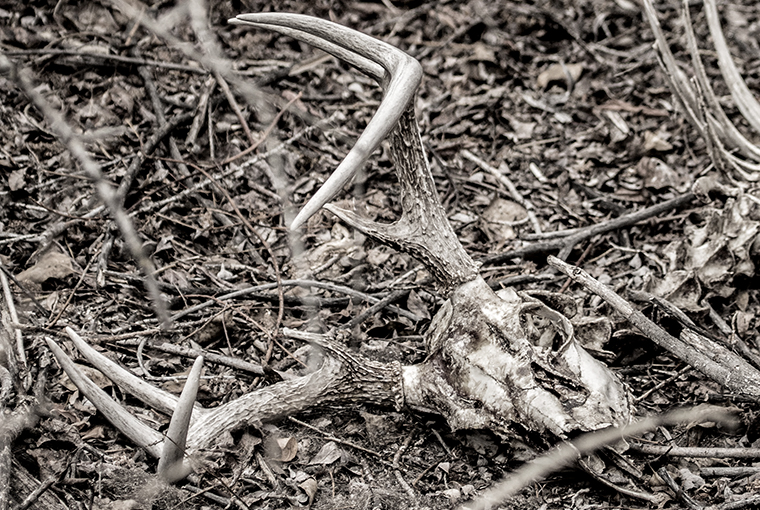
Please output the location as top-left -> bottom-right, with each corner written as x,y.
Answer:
1,0 -> 760,508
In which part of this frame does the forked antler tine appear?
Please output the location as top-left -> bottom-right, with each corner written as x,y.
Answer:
229,13 -> 422,229
158,355 -> 204,483
64,327 -> 206,421
46,338 -> 164,458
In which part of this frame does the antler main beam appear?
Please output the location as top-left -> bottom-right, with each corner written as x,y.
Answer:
230,13 -> 480,292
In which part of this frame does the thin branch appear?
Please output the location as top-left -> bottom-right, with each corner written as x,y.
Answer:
481,193 -> 695,265
195,164 -> 286,348
547,255 -> 760,401
463,407 -> 733,510
0,48 -> 208,73
170,279 -> 421,322
0,53 -> 170,325
461,150 -> 542,234
630,443 -> 760,458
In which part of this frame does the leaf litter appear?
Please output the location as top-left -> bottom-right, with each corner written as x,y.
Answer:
0,0 -> 759,509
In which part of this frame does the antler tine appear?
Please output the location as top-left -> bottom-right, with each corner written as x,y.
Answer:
47,338 -> 164,458
230,14 -> 384,82
229,13 -> 422,229
158,355 -> 204,483
64,327 -> 206,421
50,330 -> 207,481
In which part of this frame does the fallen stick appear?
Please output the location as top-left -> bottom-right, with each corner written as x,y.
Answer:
547,255 -> 760,401
482,193 -> 695,265
463,407 -> 733,510
629,444 -> 760,459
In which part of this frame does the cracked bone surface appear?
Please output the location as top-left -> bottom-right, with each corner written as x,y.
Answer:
50,13 -> 631,482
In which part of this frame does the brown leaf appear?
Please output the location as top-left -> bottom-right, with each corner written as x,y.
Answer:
309,441 -> 342,465
643,130 -> 673,152
17,251 -> 75,283
81,424 -> 107,440
468,42 -> 497,63
8,168 -> 25,191
481,198 -> 527,242
276,436 -> 298,462
406,290 -> 430,320
299,477 -> 318,505
637,157 -> 679,190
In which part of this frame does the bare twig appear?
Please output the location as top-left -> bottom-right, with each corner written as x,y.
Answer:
657,466 -> 703,510
171,279 -> 421,322
46,256 -> 94,329
116,337 -> 265,376
0,261 -> 23,376
548,256 -> 760,401
287,416 -> 395,468
481,193 -> 695,265
186,75 -> 216,150
0,53 -> 170,325
220,91 -> 302,165
344,288 -> 411,330
461,149 -> 542,234
463,407 -> 732,510
136,114 -> 338,216
0,48 -> 208,74
194,164 -> 285,347
630,444 -> 760,459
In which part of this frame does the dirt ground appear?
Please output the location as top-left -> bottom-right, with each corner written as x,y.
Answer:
1,0 -> 760,508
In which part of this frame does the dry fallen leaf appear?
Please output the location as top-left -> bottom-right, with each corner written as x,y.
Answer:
299,477 -> 318,505
643,130 -> 673,152
17,250 -> 75,284
406,290 -> 430,320
276,436 -> 298,462
8,168 -> 26,191
481,198 -> 527,242
309,441 -> 342,465
637,157 -> 680,190
441,488 -> 461,501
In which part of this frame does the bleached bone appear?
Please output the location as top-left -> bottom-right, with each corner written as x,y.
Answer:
49,328 -> 204,481
50,327 -> 402,481
50,14 -> 632,485
47,337 -> 164,459
157,355 -> 203,482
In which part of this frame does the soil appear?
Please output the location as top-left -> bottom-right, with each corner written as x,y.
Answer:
1,0 -> 760,509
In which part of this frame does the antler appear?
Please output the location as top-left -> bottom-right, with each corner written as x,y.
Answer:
230,13 -> 480,292
48,327 -> 400,482
49,14 -> 632,488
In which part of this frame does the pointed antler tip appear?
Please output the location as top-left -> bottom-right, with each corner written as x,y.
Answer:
289,213 -> 308,231
232,12 -> 421,235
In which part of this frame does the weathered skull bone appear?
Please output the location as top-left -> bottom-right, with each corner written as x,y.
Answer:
48,13 -> 631,482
